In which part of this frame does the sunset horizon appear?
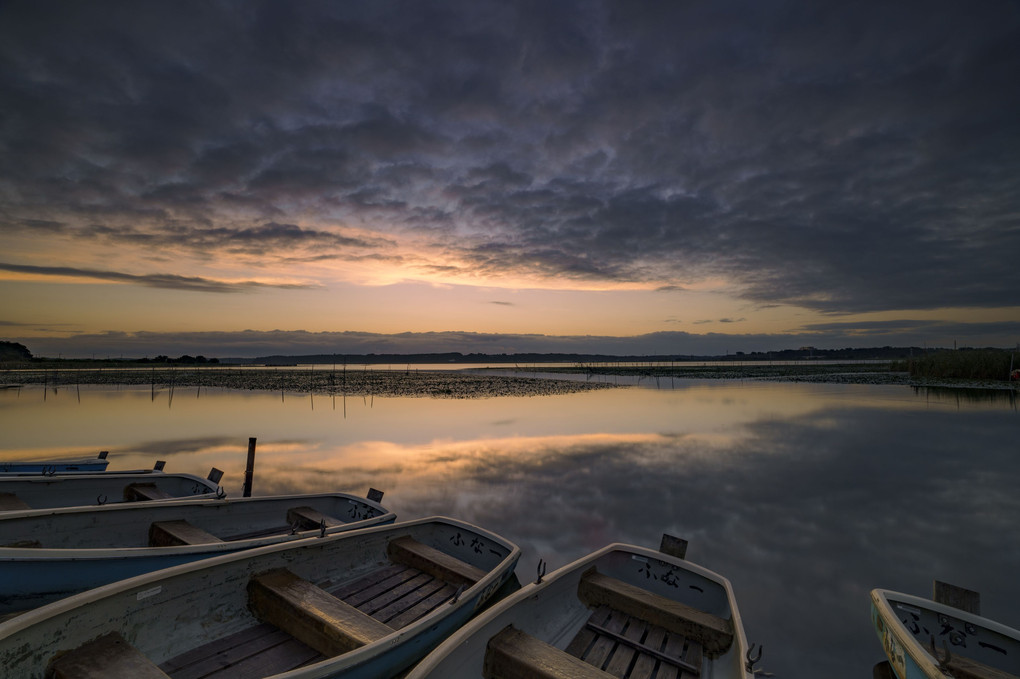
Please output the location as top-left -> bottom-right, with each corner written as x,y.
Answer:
2,2 -> 1018,359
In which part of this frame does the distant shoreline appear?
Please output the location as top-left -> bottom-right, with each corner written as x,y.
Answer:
2,362 -> 1015,396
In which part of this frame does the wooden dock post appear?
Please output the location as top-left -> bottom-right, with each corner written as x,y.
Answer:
242,437 -> 257,497
659,534 -> 688,560
933,580 -> 980,615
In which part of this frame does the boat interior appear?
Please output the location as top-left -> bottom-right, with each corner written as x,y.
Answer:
46,535 -> 487,679
483,567 -> 733,679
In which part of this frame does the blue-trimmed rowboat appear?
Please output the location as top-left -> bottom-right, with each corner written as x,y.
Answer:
871,588 -> 1020,678
0,491 -> 394,615
0,516 -> 520,679
0,469 -> 222,512
407,540 -> 754,679
0,453 -> 110,474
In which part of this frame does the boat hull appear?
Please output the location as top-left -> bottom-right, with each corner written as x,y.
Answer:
407,542 -> 752,679
0,472 -> 220,511
0,492 -> 395,614
0,457 -> 110,474
0,517 -> 520,679
871,589 -> 1020,679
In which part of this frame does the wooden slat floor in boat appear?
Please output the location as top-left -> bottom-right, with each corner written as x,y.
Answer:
565,606 -> 705,679
160,563 -> 459,679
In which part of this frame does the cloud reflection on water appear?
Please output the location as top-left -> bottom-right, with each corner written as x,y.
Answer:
1,383 -> 1017,677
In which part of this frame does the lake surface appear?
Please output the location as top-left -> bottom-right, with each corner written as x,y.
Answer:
1,377 -> 1017,678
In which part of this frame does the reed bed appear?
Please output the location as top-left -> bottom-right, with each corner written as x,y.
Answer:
2,367 -> 615,398
894,349 -> 1016,382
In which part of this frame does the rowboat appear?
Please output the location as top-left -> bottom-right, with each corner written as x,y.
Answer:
0,491 -> 395,614
0,516 -> 520,679
0,469 -> 222,512
0,452 -> 110,474
871,587 -> 1020,678
406,540 -> 753,679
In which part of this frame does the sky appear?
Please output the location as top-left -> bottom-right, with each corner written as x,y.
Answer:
2,1 -> 1019,359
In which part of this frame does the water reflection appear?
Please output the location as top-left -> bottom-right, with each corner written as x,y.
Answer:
1,382 -> 1017,678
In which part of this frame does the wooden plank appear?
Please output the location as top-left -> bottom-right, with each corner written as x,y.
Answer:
343,569 -> 426,608
629,624 -> 667,679
286,506 -> 345,530
357,572 -> 433,614
180,639 -> 321,679
125,483 -> 175,502
372,578 -> 449,625
385,582 -> 458,629
330,564 -> 409,600
603,614 -> 647,678
659,535 -> 688,560
0,492 -> 30,511
149,520 -> 224,547
565,606 -> 611,659
583,608 -> 628,671
664,632 -> 702,679
49,631 -> 169,679
483,625 -> 617,679
946,654 -> 1020,679
160,624 -> 283,675
933,580 -> 981,615
586,619 -> 701,677
577,570 -> 732,658
387,535 -> 486,587
248,568 -> 393,657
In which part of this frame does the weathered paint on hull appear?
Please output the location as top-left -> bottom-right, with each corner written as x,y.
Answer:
872,600 -> 930,678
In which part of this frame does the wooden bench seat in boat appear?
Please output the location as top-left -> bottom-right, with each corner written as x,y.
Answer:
124,483 -> 175,502
286,506 -> 345,530
577,569 -> 732,658
149,520 -> 224,547
49,631 -> 169,679
0,492 -> 30,511
946,653 -> 1020,679
248,568 -> 394,657
162,562 -> 464,678
386,535 -> 485,588
485,625 -> 616,679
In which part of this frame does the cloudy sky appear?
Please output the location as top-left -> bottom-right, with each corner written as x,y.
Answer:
2,1 -> 1018,358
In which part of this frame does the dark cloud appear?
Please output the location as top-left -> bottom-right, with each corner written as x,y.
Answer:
1,1 -> 1018,313
0,262 -> 319,293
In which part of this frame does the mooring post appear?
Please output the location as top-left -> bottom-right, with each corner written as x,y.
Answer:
243,437 -> 257,497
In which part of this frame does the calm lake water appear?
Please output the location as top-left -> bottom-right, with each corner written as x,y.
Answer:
1,377 -> 1017,678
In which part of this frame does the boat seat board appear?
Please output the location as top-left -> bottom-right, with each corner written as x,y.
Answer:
946,654 -> 1020,679
484,625 -> 617,679
387,535 -> 486,588
287,506 -> 345,529
565,606 -> 704,679
124,483 -> 176,502
0,492 -> 30,511
149,520 -> 224,547
48,631 -> 170,679
577,569 -> 732,658
162,563 -> 464,679
248,568 -> 394,657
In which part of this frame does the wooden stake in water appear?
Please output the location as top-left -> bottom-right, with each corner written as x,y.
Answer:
242,437 -> 257,497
